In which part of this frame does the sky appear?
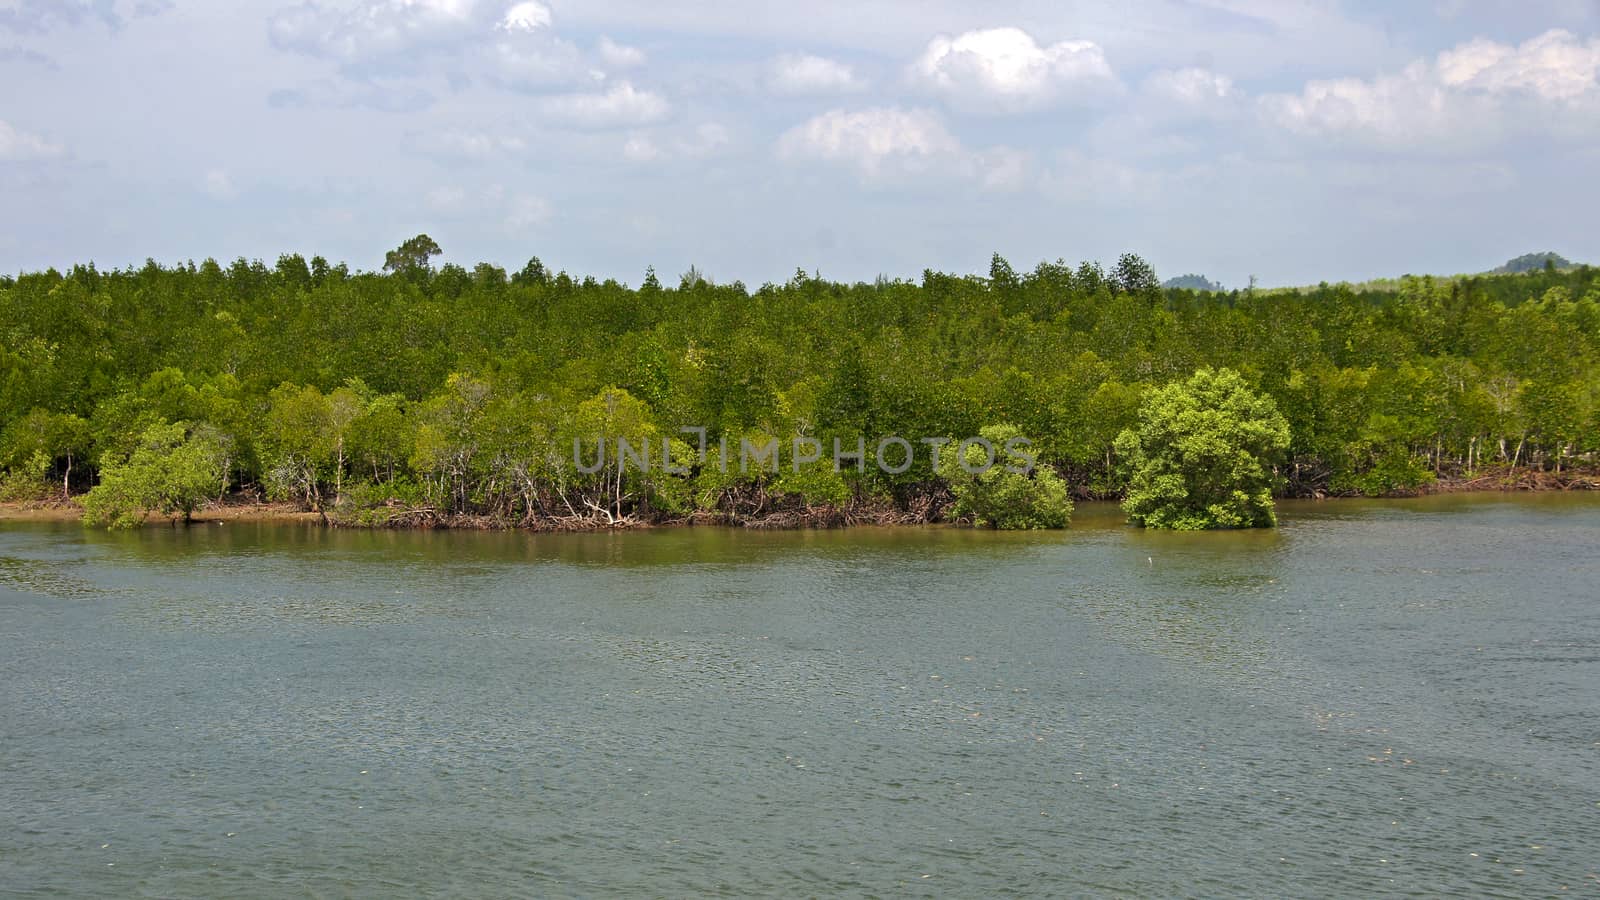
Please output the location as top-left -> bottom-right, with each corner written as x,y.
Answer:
2,0 -> 1599,288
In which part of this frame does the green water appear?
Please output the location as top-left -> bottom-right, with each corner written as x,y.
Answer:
3,495 -> 1598,896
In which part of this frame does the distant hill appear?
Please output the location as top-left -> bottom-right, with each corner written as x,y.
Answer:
1494,252 -> 1574,274
1163,273 -> 1225,291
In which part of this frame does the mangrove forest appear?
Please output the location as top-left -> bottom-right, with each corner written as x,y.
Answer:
2,239 -> 1597,529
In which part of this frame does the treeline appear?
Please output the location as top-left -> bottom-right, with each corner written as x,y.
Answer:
1,240 -> 1597,526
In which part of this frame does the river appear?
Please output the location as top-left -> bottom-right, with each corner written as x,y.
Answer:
2,495 -> 1598,896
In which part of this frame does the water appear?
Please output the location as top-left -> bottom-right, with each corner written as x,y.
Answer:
2,495 -> 1598,897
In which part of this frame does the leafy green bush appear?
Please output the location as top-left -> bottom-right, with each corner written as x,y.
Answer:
81,422 -> 226,528
331,478 -> 430,526
1351,449 -> 1436,496
0,451 -> 53,502
644,437 -> 697,516
938,424 -> 1072,529
1115,368 -> 1290,530
772,459 -> 851,509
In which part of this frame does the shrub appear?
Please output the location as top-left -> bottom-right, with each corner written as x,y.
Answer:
1351,448 -> 1436,497
82,422 -> 226,528
0,451 -> 52,502
1115,368 -> 1290,530
938,424 -> 1072,529
330,478 -> 430,527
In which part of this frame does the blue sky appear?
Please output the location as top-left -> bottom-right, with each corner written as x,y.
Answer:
2,0 -> 1598,287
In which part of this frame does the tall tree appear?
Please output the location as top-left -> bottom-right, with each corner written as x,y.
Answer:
383,234 -> 443,279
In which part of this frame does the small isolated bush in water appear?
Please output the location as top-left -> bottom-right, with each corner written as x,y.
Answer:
938,424 -> 1072,529
82,421 -> 226,528
1115,367 -> 1290,530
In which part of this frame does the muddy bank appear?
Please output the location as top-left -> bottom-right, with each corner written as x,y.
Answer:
4,466 -> 1595,531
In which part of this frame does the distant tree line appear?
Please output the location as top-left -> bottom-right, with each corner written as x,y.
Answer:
1,238 -> 1597,528
1161,273 -> 1225,292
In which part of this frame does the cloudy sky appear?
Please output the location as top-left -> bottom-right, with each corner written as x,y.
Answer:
3,0 -> 1599,287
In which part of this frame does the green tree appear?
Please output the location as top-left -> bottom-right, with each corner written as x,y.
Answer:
346,392 -> 413,483
408,374 -> 494,515
1111,252 -> 1160,297
0,450 -> 52,502
0,409 -> 90,499
383,234 -> 443,278
569,386 -> 666,522
82,422 -> 226,528
937,424 -> 1072,529
261,383 -> 335,510
1115,367 -> 1289,529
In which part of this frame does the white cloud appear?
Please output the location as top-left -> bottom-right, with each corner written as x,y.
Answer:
1262,29 -> 1600,149
769,53 -> 865,94
203,169 -> 237,200
419,183 -> 550,230
686,122 -> 731,155
1040,149 -> 1169,205
778,107 -> 960,177
414,129 -> 527,161
976,146 -> 1031,191
497,0 -> 550,32
425,185 -> 467,213
1435,29 -> 1600,99
539,81 -> 670,129
0,119 -> 63,161
1108,68 -> 1243,142
598,36 -> 645,68
622,123 -> 731,163
909,27 -> 1118,113
1144,67 -> 1234,107
622,135 -> 660,162
268,78 -> 435,112
505,194 -> 551,230
489,34 -> 591,89
776,106 -> 1025,189
1262,64 -> 1477,148
268,0 -> 486,68
267,0 -> 621,92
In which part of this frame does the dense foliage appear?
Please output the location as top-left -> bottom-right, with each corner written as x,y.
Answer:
937,424 -> 1073,529
1,239 -> 1597,528
80,421 -> 227,528
1116,368 -> 1290,530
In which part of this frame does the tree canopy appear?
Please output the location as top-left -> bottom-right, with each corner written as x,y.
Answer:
383,234 -> 443,278
1116,368 -> 1290,530
937,424 -> 1072,529
0,241 -> 1596,529
81,421 -> 227,528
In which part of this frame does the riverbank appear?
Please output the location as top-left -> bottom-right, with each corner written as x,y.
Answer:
0,499 -> 322,525
1414,467 -> 1600,493
3,465 -> 1596,530
0,500 -> 931,531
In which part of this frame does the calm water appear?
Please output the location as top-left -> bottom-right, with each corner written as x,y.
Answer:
2,495 -> 1598,897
